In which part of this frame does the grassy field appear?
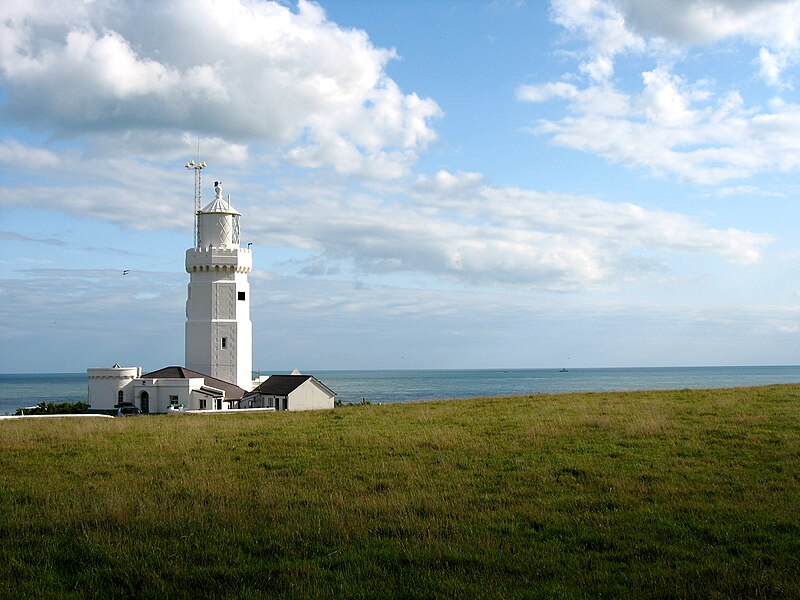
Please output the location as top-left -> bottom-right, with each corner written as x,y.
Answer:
1,385 -> 799,599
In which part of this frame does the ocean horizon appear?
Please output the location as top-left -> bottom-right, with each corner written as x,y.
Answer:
2,365 -> 800,416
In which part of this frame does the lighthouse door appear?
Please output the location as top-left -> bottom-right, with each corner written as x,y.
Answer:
140,391 -> 150,414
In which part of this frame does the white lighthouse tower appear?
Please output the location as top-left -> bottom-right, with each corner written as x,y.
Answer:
185,180 -> 253,390
86,166 -> 337,415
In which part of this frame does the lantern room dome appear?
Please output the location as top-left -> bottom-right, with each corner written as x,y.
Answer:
201,181 -> 240,215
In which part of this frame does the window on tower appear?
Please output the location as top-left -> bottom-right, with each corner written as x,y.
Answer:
238,291 -> 246,301
221,337 -> 228,349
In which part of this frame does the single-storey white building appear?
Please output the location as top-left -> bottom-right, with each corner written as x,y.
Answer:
87,364 -> 246,414
86,364 -> 141,411
237,373 -> 336,411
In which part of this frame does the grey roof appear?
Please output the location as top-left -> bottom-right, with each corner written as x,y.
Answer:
244,374 -> 336,399
140,366 -> 247,400
245,374 -> 312,397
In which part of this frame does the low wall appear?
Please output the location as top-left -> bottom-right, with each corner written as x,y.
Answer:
0,414 -> 115,420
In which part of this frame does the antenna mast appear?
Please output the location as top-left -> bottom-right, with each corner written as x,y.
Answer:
185,156 -> 206,248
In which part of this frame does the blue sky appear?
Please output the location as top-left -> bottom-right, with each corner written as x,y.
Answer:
1,0 -> 799,373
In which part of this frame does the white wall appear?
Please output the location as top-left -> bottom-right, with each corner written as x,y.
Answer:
288,380 -> 335,411
185,254 -> 252,389
87,366 -> 141,411
132,377 -> 221,413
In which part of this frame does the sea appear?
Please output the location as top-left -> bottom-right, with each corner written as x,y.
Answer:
1,366 -> 800,415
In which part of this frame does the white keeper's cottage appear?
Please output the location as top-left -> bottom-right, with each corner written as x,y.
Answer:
237,370 -> 337,411
87,175 -> 335,414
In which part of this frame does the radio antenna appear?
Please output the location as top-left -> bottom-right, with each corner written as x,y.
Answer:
184,146 -> 206,248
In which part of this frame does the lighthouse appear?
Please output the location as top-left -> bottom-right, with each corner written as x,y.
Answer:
184,180 -> 253,389
86,168 -> 335,414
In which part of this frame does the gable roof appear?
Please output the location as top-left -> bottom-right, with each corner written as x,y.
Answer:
245,374 -> 337,399
140,366 -> 247,400
246,374 -> 312,397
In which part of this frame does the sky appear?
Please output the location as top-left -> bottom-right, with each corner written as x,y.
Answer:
1,0 -> 799,373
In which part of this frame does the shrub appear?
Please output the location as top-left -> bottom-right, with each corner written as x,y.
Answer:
15,401 -> 89,416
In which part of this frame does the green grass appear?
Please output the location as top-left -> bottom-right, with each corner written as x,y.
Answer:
2,385 -> 799,598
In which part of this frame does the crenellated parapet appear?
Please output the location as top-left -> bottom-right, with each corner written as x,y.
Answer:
185,247 -> 252,273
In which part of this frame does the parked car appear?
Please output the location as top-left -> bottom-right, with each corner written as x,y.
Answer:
117,406 -> 142,417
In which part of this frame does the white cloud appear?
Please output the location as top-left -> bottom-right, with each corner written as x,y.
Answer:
550,0 -> 645,82
2,262 -> 796,371
759,47 -> 784,87
0,139 -> 60,169
613,1 -> 800,87
617,0 -> 800,47
714,185 -> 787,199
519,0 -> 800,184
0,152 -> 194,229
1,147 -> 771,290
414,169 -> 485,194
0,0 -> 441,178
639,67 -> 697,127
242,170 -> 772,291
517,81 -> 580,103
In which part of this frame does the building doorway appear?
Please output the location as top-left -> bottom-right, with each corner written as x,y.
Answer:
140,391 -> 150,414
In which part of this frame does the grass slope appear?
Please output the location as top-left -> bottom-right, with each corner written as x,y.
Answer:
1,385 -> 799,598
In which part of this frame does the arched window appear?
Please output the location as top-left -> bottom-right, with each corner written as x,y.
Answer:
117,390 -> 124,406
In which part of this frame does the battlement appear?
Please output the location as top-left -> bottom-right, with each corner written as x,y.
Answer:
185,247 -> 252,273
